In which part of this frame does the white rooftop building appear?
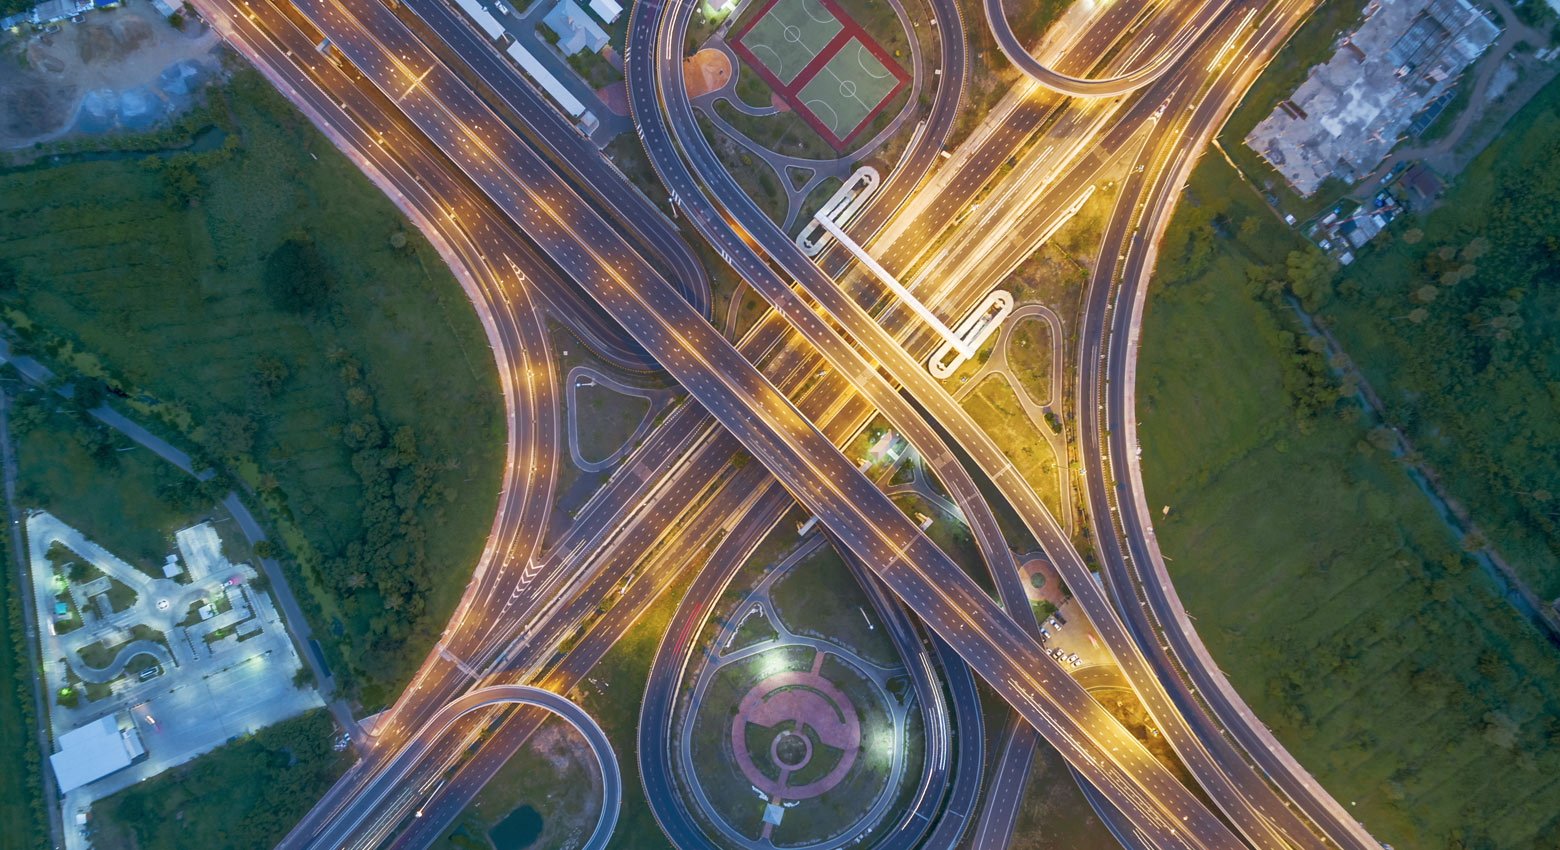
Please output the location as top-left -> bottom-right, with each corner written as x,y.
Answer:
542,0 -> 608,55
587,0 -> 621,24
174,522 -> 232,582
51,714 -> 146,793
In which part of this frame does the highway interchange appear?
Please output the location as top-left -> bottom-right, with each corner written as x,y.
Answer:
176,0 -> 1389,848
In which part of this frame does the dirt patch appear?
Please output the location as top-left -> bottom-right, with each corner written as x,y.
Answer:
683,47 -> 730,98
0,2 -> 221,148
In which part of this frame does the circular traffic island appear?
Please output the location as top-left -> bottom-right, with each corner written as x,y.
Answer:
683,643 -> 905,848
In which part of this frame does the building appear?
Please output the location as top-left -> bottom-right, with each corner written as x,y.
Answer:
542,0 -> 608,55
1399,162 -> 1443,205
1245,0 -> 1499,196
30,0 -> 90,24
50,714 -> 146,793
587,0 -> 620,24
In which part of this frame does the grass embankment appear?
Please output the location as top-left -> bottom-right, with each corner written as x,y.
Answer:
0,465 -> 47,850
770,543 -> 898,666
90,709 -> 351,850
573,383 -> 650,465
0,68 -> 504,707
1008,317 -> 1051,405
1138,153 -> 1560,850
10,386 -> 201,570
960,377 -> 1062,519
440,565 -> 701,850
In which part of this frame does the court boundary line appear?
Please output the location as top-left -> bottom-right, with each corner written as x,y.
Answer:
730,0 -> 908,150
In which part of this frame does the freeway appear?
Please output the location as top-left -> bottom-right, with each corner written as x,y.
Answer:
1079,8 -> 1385,847
180,6 -> 782,847
637,468 -> 985,850
258,0 -> 1173,835
277,0 -> 1250,844
196,0 -> 569,742
314,684 -> 621,849
393,0 -> 713,318
631,1 -> 1334,848
188,0 -> 1372,842
985,0 -> 1236,96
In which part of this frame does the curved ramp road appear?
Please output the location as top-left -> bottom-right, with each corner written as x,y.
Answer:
984,0 -> 1236,96
315,685 -> 620,850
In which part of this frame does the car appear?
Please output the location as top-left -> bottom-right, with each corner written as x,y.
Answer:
1040,627 -> 1050,639
1051,611 -> 1066,626
1047,617 -> 1062,630
1071,658 -> 1082,667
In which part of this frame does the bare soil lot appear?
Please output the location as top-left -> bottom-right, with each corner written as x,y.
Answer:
0,1 -> 219,148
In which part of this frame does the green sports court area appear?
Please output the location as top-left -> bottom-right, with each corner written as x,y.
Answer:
732,0 -> 909,148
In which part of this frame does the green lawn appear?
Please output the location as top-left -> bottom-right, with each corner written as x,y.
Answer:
891,494 -> 995,600
449,717 -> 602,850
959,376 -> 1063,519
1008,737 -> 1120,850
769,543 -> 899,667
10,387 -> 197,571
1138,154 -> 1560,850
573,383 -> 650,465
1007,316 -> 1051,405
90,709 -> 351,850
0,68 -> 504,704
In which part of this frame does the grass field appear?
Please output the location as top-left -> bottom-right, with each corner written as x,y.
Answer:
688,648 -> 814,836
959,376 -> 1063,519
91,709 -> 350,850
1138,155 -> 1560,850
739,0 -> 842,84
1321,78 -> 1560,601
438,718 -> 602,850
0,68 -> 504,703
580,568 -> 699,850
10,390 -> 198,570
1007,317 -> 1051,405
572,383 -> 650,465
769,543 -> 898,666
1008,736 -> 1120,850
891,493 -> 996,600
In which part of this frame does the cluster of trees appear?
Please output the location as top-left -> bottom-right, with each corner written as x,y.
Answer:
261,234 -> 335,317
8,383 -> 124,469
103,709 -> 349,850
309,350 -> 456,689
1325,95 -> 1560,599
3,577 -> 48,849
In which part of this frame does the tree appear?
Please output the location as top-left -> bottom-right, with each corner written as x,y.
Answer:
203,411 -> 257,459
262,235 -> 333,315
248,356 -> 290,400
71,377 -> 106,412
